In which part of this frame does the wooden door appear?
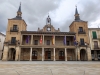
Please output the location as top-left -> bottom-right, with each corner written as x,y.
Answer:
45,51 -> 48,59
45,51 -> 51,60
32,51 -> 37,60
59,51 -> 65,60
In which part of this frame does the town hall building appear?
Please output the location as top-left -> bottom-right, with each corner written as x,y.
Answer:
2,3 -> 97,61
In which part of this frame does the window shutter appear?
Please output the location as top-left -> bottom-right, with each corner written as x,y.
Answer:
92,31 -> 97,39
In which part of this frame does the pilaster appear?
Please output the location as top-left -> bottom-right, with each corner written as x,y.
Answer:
77,47 -> 80,61
2,46 -> 9,61
87,47 -> 92,61
75,47 -> 78,61
15,47 -> 20,61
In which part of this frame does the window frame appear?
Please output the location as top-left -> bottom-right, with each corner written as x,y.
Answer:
79,27 -> 83,32
34,40 -> 38,45
80,38 -> 84,45
47,40 -> 50,45
13,25 -> 18,30
11,37 -> 16,44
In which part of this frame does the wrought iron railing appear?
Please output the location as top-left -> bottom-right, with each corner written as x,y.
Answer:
78,29 -> 86,34
10,27 -> 19,32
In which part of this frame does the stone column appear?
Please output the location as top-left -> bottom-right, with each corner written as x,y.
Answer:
43,35 -> 44,45
30,47 -> 32,61
42,47 -> 44,61
31,35 -> 33,45
21,35 -> 23,45
15,47 -> 20,61
54,35 -> 55,45
65,48 -> 67,61
77,48 -> 80,61
54,48 -> 55,61
2,46 -> 9,61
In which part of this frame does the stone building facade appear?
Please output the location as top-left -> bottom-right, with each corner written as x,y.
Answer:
89,28 -> 100,61
2,4 -> 92,61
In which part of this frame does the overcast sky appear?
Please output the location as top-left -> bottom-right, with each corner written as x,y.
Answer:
0,0 -> 100,34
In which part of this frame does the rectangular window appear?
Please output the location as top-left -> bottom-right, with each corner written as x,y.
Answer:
79,27 -> 83,32
92,31 -> 97,39
34,40 -> 38,45
80,38 -> 84,45
13,25 -> 17,30
11,37 -> 16,44
47,40 -> 50,45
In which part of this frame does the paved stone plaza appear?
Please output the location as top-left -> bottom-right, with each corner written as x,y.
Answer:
0,61 -> 100,75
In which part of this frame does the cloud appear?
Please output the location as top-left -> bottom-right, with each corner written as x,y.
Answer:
0,0 -> 100,34
60,0 -> 100,31
0,0 -> 62,34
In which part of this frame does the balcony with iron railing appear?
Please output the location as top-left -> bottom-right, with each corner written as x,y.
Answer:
78,29 -> 86,34
93,45 -> 100,49
78,42 -> 88,47
4,40 -> 20,46
10,27 -> 19,32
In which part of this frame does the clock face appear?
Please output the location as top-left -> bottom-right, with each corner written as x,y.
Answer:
47,27 -> 51,31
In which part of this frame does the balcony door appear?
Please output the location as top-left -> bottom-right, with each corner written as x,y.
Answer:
11,37 -> 16,44
79,27 -> 83,32
32,51 -> 37,60
13,25 -> 17,30
80,38 -> 84,45
45,51 -> 51,60
94,41 -> 98,49
59,51 -> 65,60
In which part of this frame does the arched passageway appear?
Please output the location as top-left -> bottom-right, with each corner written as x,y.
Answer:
80,49 -> 87,61
8,48 -> 16,61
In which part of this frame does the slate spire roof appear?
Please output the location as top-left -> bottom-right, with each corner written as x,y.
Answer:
74,6 -> 84,22
18,2 -> 21,13
12,3 -> 22,20
75,6 -> 79,15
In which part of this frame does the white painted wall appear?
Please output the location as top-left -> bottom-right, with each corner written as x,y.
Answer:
0,33 -> 5,59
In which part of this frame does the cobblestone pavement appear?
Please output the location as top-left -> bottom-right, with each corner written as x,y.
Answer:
0,61 -> 100,75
